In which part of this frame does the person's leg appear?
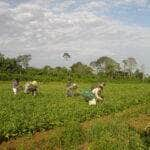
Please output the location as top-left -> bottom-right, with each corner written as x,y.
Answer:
67,89 -> 73,97
29,86 -> 37,96
24,85 -> 29,93
33,89 -> 37,96
13,88 -> 17,95
97,96 -> 103,102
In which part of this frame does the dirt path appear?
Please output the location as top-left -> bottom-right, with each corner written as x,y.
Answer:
0,105 -> 149,150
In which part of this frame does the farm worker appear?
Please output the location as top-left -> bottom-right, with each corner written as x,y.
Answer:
12,79 -> 19,95
66,81 -> 78,97
24,81 -> 38,96
82,83 -> 105,105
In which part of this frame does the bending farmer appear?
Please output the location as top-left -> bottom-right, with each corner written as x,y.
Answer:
82,83 -> 105,105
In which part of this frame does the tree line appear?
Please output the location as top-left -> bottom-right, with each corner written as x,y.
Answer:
0,52 -> 148,82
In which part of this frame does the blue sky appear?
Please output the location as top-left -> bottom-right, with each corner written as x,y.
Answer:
108,5 -> 150,27
0,0 -> 150,73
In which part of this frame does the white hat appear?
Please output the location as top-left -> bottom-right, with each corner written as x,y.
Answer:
32,81 -> 38,86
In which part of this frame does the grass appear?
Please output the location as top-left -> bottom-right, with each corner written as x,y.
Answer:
1,103 -> 149,150
0,81 -> 150,149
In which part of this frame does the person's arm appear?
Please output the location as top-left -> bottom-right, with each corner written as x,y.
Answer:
95,89 -> 101,99
93,88 -> 103,100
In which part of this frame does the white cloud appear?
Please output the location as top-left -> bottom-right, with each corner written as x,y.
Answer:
29,0 -> 55,7
0,0 -> 150,72
0,1 -> 10,14
111,0 -> 150,7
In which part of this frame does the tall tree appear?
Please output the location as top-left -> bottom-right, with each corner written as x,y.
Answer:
0,53 -> 5,68
122,59 -> 128,78
0,53 -> 4,58
62,52 -> 71,80
17,54 -> 31,69
140,64 -> 145,80
71,62 -> 93,75
123,57 -> 137,77
90,56 -> 120,78
0,53 -> 22,73
97,56 -> 119,75
63,52 -> 71,61
90,61 -> 99,74
127,57 -> 137,74
122,59 -> 128,72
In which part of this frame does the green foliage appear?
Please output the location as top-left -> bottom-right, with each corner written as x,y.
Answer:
71,62 -> 93,75
0,53 -> 148,82
123,57 -> 137,74
0,82 -> 150,143
0,53 -> 23,74
60,121 -> 84,149
0,82 -> 150,149
16,54 -> 31,69
88,121 -> 144,150
90,56 -> 120,77
140,130 -> 150,149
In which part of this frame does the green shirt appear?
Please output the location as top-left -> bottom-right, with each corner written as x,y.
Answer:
82,90 -> 96,100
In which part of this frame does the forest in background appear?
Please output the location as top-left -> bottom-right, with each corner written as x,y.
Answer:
0,52 -> 148,82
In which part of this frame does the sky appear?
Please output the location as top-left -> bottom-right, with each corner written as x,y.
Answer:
0,0 -> 150,73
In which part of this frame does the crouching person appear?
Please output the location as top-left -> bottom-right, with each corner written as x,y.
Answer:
66,81 -> 78,97
82,83 -> 105,106
24,81 -> 38,96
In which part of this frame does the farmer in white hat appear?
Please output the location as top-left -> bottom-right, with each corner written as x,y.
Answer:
66,81 -> 78,97
24,81 -> 38,96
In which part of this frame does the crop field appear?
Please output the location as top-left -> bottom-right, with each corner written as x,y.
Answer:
0,81 -> 150,149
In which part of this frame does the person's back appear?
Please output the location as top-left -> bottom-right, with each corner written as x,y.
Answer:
24,81 -> 38,96
66,82 -> 78,97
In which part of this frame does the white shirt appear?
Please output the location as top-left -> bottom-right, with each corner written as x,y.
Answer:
92,88 -> 101,99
